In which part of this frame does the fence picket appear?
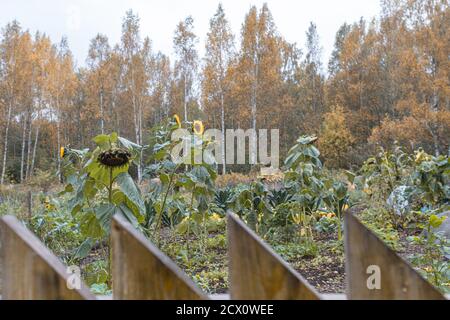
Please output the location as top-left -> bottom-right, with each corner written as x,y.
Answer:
344,210 -> 446,300
0,211 -> 447,300
0,215 -> 95,300
227,213 -> 321,300
111,214 -> 208,300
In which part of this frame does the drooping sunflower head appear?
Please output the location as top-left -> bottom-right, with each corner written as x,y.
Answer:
60,147 -> 65,158
193,120 -> 205,135
98,148 -> 132,168
173,114 -> 181,128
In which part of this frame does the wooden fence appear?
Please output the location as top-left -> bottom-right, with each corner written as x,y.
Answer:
0,210 -> 447,300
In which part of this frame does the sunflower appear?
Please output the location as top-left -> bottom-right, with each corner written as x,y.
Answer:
173,114 -> 181,128
98,148 -> 131,168
60,147 -> 65,158
193,120 -> 205,135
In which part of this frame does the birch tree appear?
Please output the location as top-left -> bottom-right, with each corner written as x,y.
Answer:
0,21 -> 24,184
121,10 -> 144,181
87,34 -> 111,135
173,16 -> 198,122
234,4 -> 281,166
202,4 -> 234,174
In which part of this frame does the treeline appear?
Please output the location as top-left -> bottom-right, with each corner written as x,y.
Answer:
0,0 -> 448,183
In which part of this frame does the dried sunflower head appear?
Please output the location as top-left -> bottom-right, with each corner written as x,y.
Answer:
98,148 -> 131,168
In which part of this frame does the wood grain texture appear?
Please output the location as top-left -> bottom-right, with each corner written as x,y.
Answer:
344,210 -> 446,300
0,215 -> 95,300
227,213 -> 320,300
111,214 -> 208,300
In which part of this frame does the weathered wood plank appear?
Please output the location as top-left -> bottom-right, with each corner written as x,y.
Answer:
0,215 -> 95,300
111,214 -> 208,300
227,213 -> 321,300
344,210 -> 446,300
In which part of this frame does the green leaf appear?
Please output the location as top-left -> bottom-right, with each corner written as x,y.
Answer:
176,218 -> 189,234
93,134 -> 111,149
83,176 -> 98,200
333,181 -> 348,200
79,211 -> 104,239
68,184 -> 84,215
87,159 -> 129,188
429,214 -> 446,229
110,132 -> 118,143
74,238 -> 94,259
115,172 -> 145,215
115,204 -> 140,229
297,135 -> 318,145
303,145 -> 320,158
95,204 -> 116,234
344,170 -> 356,183
111,189 -> 126,205
160,173 -> 170,185
153,142 -> 170,153
118,136 -> 142,151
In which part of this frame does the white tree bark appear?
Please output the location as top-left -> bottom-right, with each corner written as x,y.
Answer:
129,61 -> 142,182
0,102 -> 13,185
183,72 -> 188,121
30,124 -> 40,177
100,88 -> 104,134
250,55 -> 258,166
25,115 -> 33,180
56,98 -> 62,183
20,114 -> 27,182
220,91 -> 226,175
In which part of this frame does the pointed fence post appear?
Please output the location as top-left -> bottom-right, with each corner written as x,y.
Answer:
344,210 -> 446,300
111,214 -> 208,300
227,213 -> 321,300
0,215 -> 95,300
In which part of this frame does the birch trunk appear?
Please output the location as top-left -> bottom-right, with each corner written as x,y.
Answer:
132,96 -> 142,182
20,114 -> 27,182
138,102 -> 143,183
220,91 -> 226,175
25,115 -> 33,180
30,124 -> 40,176
56,98 -> 62,183
0,102 -> 13,185
130,62 -> 142,182
183,73 -> 188,121
250,58 -> 258,166
100,88 -> 104,134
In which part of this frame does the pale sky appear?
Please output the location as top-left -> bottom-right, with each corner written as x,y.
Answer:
0,0 -> 381,68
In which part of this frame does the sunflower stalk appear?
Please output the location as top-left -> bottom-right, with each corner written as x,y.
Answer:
156,164 -> 180,245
